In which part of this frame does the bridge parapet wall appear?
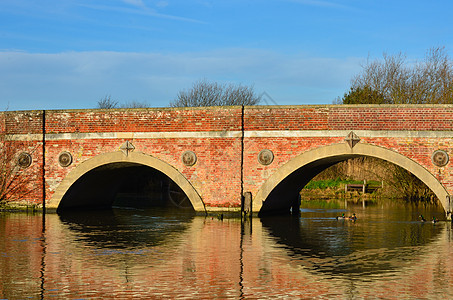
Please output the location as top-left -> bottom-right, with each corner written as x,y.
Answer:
244,105 -> 453,131
45,107 -> 242,133
2,110 -> 44,134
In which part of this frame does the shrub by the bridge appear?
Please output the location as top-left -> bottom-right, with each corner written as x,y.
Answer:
0,122 -> 39,206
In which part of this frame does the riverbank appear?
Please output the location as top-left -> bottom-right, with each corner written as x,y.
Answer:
0,202 -> 43,213
300,178 -> 383,200
300,178 -> 440,207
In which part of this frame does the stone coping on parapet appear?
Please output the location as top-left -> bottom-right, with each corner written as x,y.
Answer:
3,103 -> 453,114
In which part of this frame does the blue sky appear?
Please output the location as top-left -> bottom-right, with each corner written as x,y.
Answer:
1,0 -> 452,111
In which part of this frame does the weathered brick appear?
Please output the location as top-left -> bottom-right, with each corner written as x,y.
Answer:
2,105 -> 453,211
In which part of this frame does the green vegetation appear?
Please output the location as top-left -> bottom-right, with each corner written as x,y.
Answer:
303,178 -> 381,190
301,178 -> 384,203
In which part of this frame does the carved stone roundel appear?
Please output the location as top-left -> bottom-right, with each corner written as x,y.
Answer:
182,151 -> 197,166
59,151 -> 73,167
432,150 -> 449,167
17,152 -> 32,168
258,149 -> 274,166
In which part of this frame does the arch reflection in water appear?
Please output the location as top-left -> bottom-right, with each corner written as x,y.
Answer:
59,207 -> 195,250
260,202 -> 445,278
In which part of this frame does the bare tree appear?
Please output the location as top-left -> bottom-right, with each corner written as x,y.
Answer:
170,79 -> 262,107
342,46 -> 453,104
0,120 -> 38,204
120,101 -> 149,108
97,95 -> 118,109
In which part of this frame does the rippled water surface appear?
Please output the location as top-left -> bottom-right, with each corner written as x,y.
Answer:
1,202 -> 453,299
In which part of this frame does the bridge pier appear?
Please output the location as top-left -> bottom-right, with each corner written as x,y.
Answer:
290,195 -> 301,216
447,196 -> 452,221
241,192 -> 253,218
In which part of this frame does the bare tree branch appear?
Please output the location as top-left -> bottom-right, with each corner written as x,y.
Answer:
97,95 -> 118,109
0,113 -> 40,204
170,79 -> 262,107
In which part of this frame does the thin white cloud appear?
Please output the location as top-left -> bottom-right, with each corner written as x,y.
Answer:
156,1 -> 169,8
77,3 -> 206,24
286,0 -> 354,10
122,0 -> 146,8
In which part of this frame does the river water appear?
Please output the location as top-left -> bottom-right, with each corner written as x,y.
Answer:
1,201 -> 452,299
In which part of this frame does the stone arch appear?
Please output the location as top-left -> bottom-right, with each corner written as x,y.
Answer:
254,143 -> 449,215
47,151 -> 205,212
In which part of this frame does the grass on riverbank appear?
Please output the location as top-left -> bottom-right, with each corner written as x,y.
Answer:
301,178 -> 383,201
301,178 -> 438,205
303,178 -> 381,190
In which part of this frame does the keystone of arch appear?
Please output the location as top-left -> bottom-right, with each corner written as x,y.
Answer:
47,151 -> 205,212
253,143 -> 449,214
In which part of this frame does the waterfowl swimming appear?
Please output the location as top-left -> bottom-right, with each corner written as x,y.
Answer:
348,213 -> 357,221
432,217 -> 438,223
419,215 -> 426,222
336,213 -> 346,220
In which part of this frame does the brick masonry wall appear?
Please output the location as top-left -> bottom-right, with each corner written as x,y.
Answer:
1,111 -> 44,203
2,105 -> 453,210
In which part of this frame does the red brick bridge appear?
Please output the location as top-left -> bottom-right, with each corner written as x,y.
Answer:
3,105 -> 453,217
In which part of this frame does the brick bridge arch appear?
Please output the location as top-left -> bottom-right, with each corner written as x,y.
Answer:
47,151 -> 205,212
254,143 -> 449,215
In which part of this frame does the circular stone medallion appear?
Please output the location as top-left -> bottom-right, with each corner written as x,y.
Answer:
17,152 -> 32,168
182,151 -> 197,166
258,149 -> 274,165
58,151 -> 73,167
432,150 -> 449,167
